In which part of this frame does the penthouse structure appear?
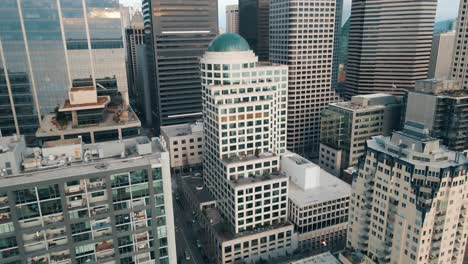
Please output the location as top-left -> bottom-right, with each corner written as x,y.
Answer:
36,86 -> 141,145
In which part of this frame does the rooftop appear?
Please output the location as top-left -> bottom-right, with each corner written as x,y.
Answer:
36,106 -> 140,137
180,175 -> 215,204
332,93 -> 398,112
70,86 -> 95,92
288,168 -> 351,206
369,123 -> 468,168
0,135 -> 23,154
0,137 -> 166,188
203,206 -> 293,241
207,33 -> 251,52
60,96 -> 110,111
160,121 -> 203,138
290,252 -> 341,264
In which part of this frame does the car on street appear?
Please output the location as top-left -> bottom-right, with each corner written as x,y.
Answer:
185,250 -> 191,260
196,240 -> 202,248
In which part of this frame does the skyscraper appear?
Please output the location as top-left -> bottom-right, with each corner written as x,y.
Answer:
0,135 -> 177,263
143,0 -> 218,130
225,5 -> 239,33
428,31 -> 455,80
451,0 -> 468,89
347,122 -> 468,264
344,0 -> 437,98
0,0 -> 128,136
270,0 -> 338,158
239,0 -> 270,61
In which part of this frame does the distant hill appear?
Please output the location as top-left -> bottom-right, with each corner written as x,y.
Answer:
434,19 -> 457,33
339,18 -> 350,68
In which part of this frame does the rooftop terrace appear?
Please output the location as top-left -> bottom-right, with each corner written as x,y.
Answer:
0,137 -> 165,188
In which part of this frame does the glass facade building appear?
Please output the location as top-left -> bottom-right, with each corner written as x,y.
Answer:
0,136 -> 177,264
142,0 -> 218,130
0,0 -> 128,137
239,0 -> 270,61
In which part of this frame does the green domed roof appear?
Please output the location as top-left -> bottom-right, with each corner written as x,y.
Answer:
208,33 -> 251,52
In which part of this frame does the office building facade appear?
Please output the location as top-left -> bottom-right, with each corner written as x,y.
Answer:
199,33 -> 297,263
270,0 -> 338,158
142,0 -> 218,130
320,94 -> 402,177
239,0 -> 270,61
347,122 -> 468,264
226,5 -> 239,33
284,153 -> 350,254
428,31 -> 455,80
0,0 -> 128,137
344,0 -> 437,98
405,79 -> 468,155
0,136 -> 177,264
160,121 -> 204,174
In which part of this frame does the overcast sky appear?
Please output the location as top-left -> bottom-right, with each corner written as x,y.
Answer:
120,0 -> 460,29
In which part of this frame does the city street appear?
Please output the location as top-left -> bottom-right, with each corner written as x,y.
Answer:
173,183 -> 206,264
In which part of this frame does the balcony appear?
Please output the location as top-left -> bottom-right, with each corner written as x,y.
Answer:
96,241 -> 113,253
50,251 -> 71,264
48,237 -> 68,248
0,212 -> 11,224
93,220 -> 112,231
135,221 -> 147,230
91,205 -> 109,217
30,256 -> 49,264
24,241 -> 47,253
67,197 -> 87,210
43,214 -> 64,225
0,197 -> 8,207
65,185 -> 84,195
20,217 -> 42,228
86,181 -> 106,191
96,249 -> 115,262
46,227 -> 66,240
88,192 -> 107,204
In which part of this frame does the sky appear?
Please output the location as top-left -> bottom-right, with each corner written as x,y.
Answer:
120,0 -> 460,29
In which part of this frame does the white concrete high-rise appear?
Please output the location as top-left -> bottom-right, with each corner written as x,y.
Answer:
226,5 -> 239,33
200,33 -> 296,263
270,0 -> 338,158
428,31 -> 455,80
347,122 -> 468,264
344,0 -> 437,98
451,0 -> 468,89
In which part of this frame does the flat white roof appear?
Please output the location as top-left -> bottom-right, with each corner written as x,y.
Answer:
288,168 -> 351,207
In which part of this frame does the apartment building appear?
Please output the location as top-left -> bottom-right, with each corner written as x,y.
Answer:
347,122 -> 468,264
284,153 -> 350,254
160,121 -> 204,173
319,94 -> 401,178
0,135 -> 176,264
